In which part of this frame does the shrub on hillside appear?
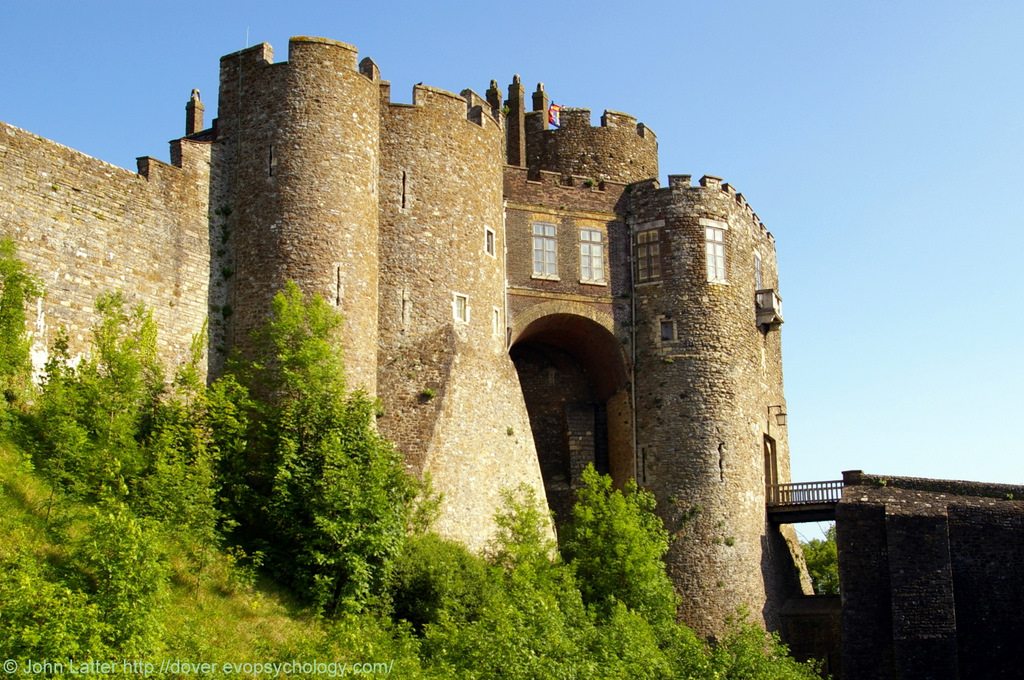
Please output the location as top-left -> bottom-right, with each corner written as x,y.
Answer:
0,238 -> 42,410
390,533 -> 494,634
562,464 -> 679,626
219,281 -> 418,615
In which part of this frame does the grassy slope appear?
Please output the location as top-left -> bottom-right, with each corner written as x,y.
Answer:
0,434 -> 330,660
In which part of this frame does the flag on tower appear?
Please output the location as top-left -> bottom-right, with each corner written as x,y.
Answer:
548,103 -> 562,127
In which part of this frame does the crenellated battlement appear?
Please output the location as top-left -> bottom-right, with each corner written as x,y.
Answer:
634,174 -> 774,241
384,84 -> 500,131
218,37 -> 375,103
541,107 -> 655,141
287,36 -> 361,70
219,42 -> 274,68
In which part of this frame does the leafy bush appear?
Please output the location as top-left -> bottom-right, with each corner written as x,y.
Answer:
220,281 -> 418,615
562,464 -> 679,626
420,487 -> 593,679
0,238 -> 42,409
390,533 -> 494,633
0,550 -> 107,660
0,504 -> 168,660
66,502 -> 168,656
710,616 -> 822,679
30,293 -> 164,503
802,524 -> 839,595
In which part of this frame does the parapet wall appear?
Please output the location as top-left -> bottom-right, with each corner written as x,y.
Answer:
0,121 -> 211,372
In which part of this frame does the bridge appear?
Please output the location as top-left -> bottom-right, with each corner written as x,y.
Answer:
766,479 -> 844,523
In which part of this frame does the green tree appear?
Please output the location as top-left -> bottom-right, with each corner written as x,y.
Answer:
801,524 -> 839,595
0,550 -> 107,661
390,533 -> 494,634
137,329 -> 224,572
31,293 -> 164,502
710,616 -> 822,680
420,486 -> 596,679
222,281 -> 418,615
0,238 -> 42,409
66,502 -> 168,656
562,464 -> 679,626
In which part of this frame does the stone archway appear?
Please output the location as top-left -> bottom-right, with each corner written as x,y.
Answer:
509,311 -> 633,532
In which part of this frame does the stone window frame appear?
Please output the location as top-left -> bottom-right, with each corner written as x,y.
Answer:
531,222 -> 559,280
492,306 -> 501,337
635,225 -> 662,284
702,218 -> 728,284
452,292 -> 470,324
484,226 -> 496,258
579,228 -> 607,285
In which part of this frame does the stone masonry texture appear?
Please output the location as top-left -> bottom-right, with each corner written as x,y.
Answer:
1,34 -> 812,640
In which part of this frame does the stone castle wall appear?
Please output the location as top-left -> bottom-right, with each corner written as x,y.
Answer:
374,80 -> 546,549
527,107 -> 658,185
0,36 -> 808,639
0,121 -> 210,372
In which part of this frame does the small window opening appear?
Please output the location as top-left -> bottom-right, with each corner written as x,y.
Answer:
659,319 -> 675,342
401,171 -> 407,209
718,442 -> 726,482
268,145 -> 274,177
453,293 -> 469,323
485,227 -> 496,257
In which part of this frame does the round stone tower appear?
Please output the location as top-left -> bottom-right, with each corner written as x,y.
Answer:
524,100 -> 658,184
215,37 -> 380,392
376,84 -> 506,361
626,174 -> 802,636
373,82 -> 548,550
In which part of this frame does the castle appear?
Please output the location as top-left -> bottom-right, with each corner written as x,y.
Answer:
0,36 -> 809,637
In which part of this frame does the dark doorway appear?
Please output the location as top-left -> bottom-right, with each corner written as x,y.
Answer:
509,314 -> 631,535
764,434 -> 779,503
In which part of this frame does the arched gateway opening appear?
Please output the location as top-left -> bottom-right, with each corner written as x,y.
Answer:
509,313 -> 633,532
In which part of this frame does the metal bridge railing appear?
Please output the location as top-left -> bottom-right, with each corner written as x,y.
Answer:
767,480 -> 844,507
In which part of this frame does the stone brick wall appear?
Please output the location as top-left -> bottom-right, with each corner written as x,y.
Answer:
779,595 -> 842,677
0,121 -> 210,372
377,84 -> 504,360
838,474 -> 1024,679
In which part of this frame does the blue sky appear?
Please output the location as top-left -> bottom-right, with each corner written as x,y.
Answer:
3,2 -> 1023,506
